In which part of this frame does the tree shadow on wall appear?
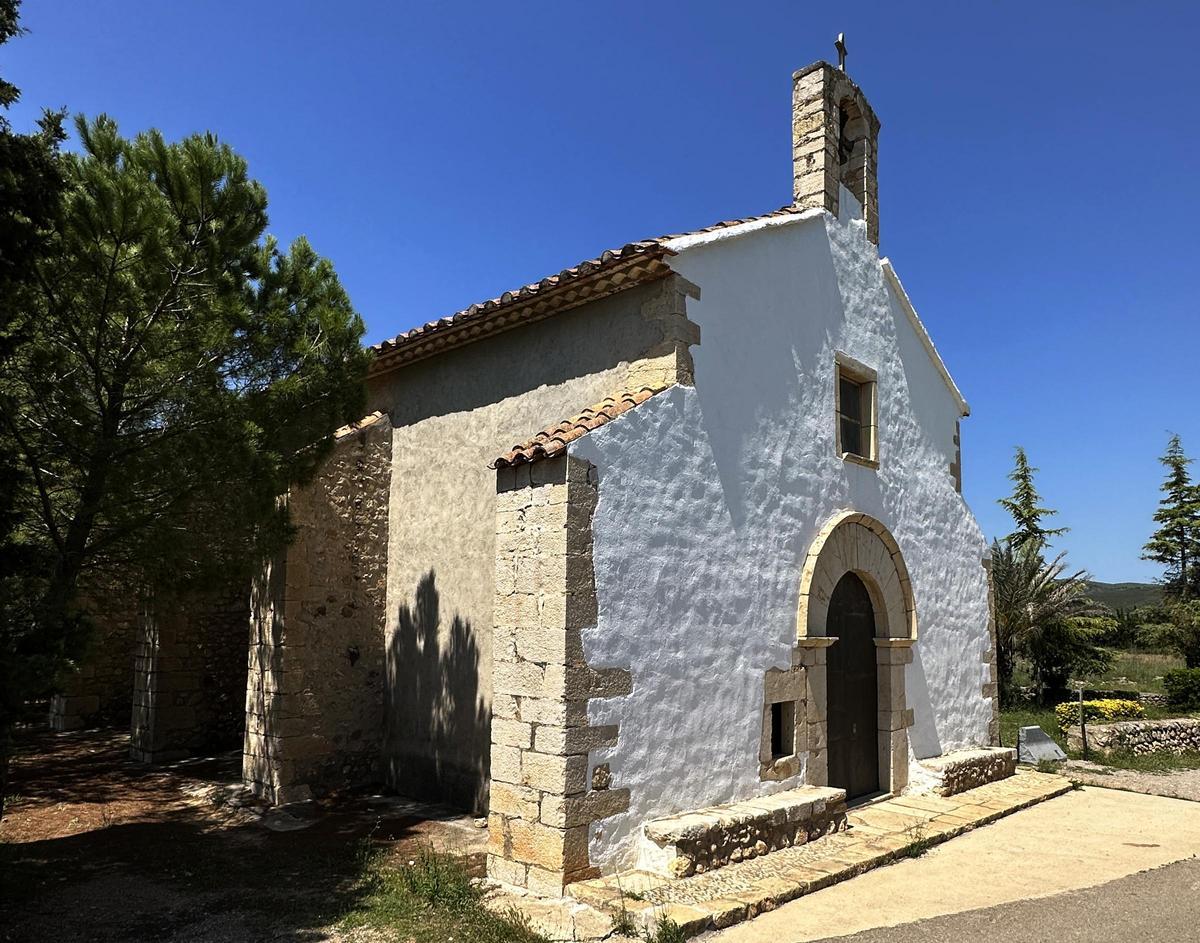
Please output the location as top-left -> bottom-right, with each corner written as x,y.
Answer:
386,571 -> 490,813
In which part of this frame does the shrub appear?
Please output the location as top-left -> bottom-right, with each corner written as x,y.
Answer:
1054,698 -> 1144,728
1163,668 -> 1200,710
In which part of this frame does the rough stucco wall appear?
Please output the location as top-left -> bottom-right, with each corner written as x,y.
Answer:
571,207 -> 991,871
366,279 -> 684,812
243,418 -> 392,803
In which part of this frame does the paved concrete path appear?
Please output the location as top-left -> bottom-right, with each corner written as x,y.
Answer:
706,787 -> 1200,942
793,857 -> 1200,943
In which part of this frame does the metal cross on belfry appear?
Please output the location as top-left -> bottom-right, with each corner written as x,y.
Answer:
835,32 -> 848,71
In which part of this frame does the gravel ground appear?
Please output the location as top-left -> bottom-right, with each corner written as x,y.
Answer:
1062,760 -> 1200,801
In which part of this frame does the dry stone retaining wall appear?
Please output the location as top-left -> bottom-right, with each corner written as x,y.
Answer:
1067,718 -> 1200,756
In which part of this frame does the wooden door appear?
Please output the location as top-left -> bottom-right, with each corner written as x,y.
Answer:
826,571 -> 880,800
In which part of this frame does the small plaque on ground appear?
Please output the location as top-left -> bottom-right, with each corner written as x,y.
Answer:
1017,725 -> 1067,764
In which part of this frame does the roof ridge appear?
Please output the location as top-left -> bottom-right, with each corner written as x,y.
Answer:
491,385 -> 670,468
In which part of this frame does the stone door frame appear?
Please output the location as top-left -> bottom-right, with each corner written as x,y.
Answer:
794,511 -> 916,795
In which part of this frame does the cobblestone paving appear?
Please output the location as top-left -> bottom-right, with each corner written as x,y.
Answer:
567,770 -> 1070,936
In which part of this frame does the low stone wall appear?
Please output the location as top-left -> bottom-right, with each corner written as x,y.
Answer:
1066,718 -> 1200,756
920,747 -> 1016,797
639,786 -> 848,878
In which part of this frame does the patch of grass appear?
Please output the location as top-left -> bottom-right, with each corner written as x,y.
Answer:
1035,758 -> 1062,774
1093,750 -> 1200,773
898,823 -> 935,860
611,908 -> 639,937
1082,649 -> 1185,695
999,704 -> 1067,752
343,845 -> 547,943
643,917 -> 686,943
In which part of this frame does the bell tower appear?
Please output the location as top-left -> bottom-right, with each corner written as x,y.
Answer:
791,58 -> 881,244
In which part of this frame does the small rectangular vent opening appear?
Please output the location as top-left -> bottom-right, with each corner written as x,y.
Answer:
770,700 -> 796,759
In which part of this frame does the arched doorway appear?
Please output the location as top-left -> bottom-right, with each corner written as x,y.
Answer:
826,571 -> 880,800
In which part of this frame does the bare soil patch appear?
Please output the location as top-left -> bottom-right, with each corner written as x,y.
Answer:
0,725 -> 486,942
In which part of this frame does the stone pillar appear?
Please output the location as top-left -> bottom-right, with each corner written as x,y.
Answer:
875,638 -> 915,793
131,599 -> 201,763
792,61 -> 881,244
486,454 -> 630,895
795,637 -> 835,786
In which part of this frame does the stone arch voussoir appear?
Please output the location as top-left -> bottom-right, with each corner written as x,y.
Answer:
796,511 -> 916,641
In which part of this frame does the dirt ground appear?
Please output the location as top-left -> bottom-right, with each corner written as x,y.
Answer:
0,725 -> 486,942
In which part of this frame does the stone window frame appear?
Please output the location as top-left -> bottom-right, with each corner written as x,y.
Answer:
834,352 -> 878,469
759,665 -> 806,782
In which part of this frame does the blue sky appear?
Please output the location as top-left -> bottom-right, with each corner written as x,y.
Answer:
6,2 -> 1198,583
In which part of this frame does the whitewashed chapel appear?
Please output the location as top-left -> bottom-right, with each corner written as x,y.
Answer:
60,58 -> 1010,895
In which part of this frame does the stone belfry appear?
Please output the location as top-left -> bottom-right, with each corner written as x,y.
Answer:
791,53 -> 881,245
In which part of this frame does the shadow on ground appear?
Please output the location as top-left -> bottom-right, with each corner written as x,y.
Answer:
0,726 -> 485,943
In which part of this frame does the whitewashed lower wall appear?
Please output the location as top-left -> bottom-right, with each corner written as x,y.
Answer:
569,207 -> 992,872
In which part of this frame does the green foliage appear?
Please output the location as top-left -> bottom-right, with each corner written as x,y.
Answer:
345,847 -> 547,943
642,918 -> 686,943
395,846 -> 478,909
1142,434 -> 1200,600
1163,668 -> 1200,710
0,107 -> 368,814
611,909 -> 639,937
998,447 -> 1066,552
1054,698 -> 1144,729
0,0 -> 68,820
990,540 -> 1106,704
1149,602 -> 1200,668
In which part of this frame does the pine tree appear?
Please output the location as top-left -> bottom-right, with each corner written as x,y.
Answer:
1142,434 -> 1200,600
998,447 -> 1067,553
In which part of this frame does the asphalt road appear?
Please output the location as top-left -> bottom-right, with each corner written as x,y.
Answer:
810,856 -> 1200,943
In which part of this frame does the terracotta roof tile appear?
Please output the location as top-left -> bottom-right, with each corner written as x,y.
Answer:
371,205 -> 805,375
491,386 -> 667,468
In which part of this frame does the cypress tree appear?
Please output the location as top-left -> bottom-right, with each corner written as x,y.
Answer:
1142,434 -> 1200,600
998,446 -> 1067,554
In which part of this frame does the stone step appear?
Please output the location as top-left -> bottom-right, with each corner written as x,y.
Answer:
637,785 -> 848,879
566,770 -> 1071,939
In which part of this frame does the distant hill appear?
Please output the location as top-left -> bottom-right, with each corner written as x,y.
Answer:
1084,581 -> 1163,610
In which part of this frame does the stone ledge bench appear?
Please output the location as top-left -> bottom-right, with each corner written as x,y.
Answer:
638,785 -> 847,878
920,747 -> 1016,796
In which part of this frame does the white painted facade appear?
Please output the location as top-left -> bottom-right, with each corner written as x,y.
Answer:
569,196 -> 992,872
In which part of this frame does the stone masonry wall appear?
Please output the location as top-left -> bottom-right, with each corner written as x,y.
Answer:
486,454 -> 632,895
243,413 -> 392,804
1067,718 -> 1200,756
49,584 -> 138,731
131,586 -> 249,763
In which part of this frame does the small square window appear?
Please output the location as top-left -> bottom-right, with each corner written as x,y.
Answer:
770,700 -> 796,759
835,357 -> 877,465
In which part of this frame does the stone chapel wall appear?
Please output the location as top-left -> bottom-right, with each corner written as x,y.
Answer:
243,414 -> 392,804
